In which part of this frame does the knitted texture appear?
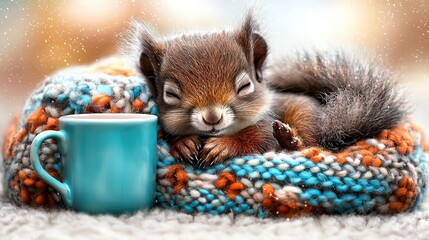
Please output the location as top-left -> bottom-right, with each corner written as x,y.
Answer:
2,57 -> 428,218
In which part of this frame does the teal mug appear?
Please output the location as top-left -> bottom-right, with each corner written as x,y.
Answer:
30,113 -> 158,214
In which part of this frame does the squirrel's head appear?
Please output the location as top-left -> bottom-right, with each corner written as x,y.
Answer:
127,13 -> 272,136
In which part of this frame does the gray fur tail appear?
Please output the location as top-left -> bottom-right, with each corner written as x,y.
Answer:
267,51 -> 408,150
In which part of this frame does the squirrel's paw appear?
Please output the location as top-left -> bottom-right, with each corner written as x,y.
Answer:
272,120 -> 303,151
199,137 -> 235,167
168,135 -> 202,163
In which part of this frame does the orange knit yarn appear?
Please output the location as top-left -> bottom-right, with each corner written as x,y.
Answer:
261,183 -> 314,218
11,169 -> 61,206
87,94 -> 112,112
26,107 -> 48,133
163,165 -> 189,194
302,124 -> 415,169
214,172 -> 245,200
389,176 -> 418,213
132,98 -> 145,113
2,115 -> 20,160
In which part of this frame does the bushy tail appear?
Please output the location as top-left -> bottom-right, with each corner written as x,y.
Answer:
266,51 -> 407,150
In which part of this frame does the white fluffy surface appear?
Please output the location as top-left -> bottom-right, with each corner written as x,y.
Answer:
1,176 -> 428,240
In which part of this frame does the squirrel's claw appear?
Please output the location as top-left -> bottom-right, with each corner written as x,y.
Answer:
272,120 -> 303,151
168,135 -> 202,163
199,137 -> 234,167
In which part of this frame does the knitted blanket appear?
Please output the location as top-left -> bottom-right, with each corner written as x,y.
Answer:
2,57 -> 428,218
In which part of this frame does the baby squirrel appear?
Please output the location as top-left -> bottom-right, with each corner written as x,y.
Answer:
121,13 -> 406,166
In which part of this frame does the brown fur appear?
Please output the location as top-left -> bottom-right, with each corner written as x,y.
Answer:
160,34 -> 246,108
122,13 -> 277,165
199,122 -> 275,166
272,93 -> 320,146
267,51 -> 407,150
121,12 -> 406,165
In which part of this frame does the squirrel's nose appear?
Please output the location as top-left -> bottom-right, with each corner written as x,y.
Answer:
201,110 -> 223,126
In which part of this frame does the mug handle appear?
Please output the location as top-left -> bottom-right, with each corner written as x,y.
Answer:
30,130 -> 72,208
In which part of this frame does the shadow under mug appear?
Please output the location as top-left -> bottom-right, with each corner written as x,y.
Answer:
30,113 -> 158,214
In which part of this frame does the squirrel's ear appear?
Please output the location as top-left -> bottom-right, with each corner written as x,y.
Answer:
236,12 -> 268,82
139,36 -> 164,98
251,33 -> 268,82
121,20 -> 164,98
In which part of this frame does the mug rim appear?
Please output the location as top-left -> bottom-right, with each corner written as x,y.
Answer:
59,113 -> 158,123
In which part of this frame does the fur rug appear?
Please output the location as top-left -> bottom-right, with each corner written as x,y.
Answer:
1,170 -> 428,240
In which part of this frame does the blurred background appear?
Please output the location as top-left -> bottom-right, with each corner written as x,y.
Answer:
0,0 -> 428,139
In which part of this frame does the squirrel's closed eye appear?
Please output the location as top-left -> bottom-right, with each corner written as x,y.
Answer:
163,82 -> 181,105
235,72 -> 254,96
237,82 -> 251,94
165,91 -> 180,99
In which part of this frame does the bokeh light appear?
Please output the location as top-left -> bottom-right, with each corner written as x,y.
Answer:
0,0 -> 428,135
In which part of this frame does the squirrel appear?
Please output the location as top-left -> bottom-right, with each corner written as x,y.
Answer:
120,12 -> 406,166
